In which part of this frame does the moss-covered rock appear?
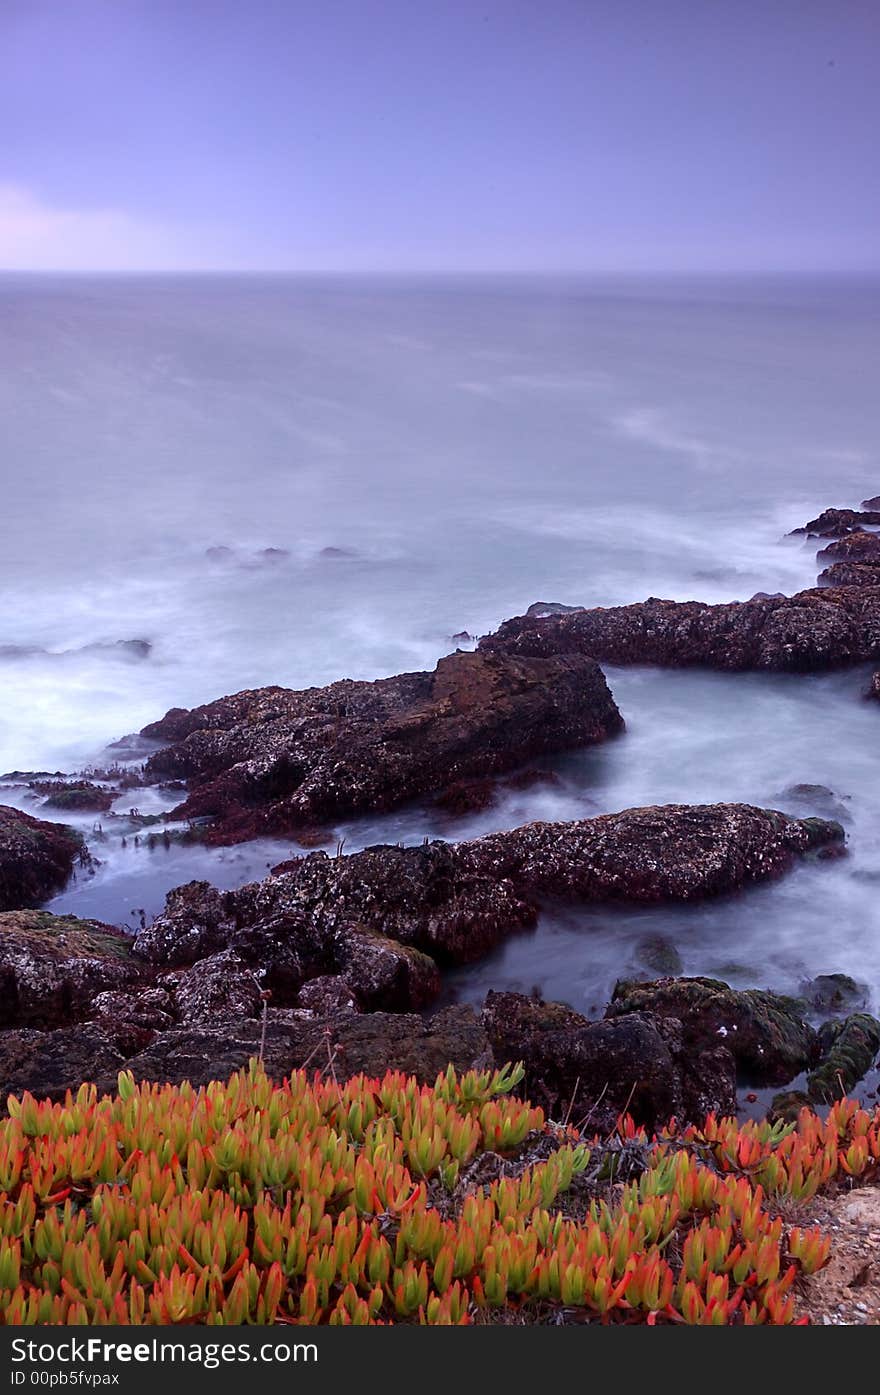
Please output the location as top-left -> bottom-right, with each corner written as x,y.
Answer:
0,806 -> 84,911
0,909 -> 137,1029
807,1014 -> 880,1102
605,976 -> 816,1084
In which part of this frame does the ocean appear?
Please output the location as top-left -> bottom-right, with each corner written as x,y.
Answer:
1,272 -> 878,1014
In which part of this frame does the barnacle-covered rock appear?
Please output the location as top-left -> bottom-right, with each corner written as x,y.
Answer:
0,909 -> 138,1029
790,507 -> 880,538
480,586 -> 880,673
479,990 -> 737,1129
134,804 -> 843,971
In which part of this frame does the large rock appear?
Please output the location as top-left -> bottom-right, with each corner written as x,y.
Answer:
605,976 -> 817,1084
0,1024 -> 124,1100
791,508 -> 880,538
0,806 -> 84,911
480,586 -> 880,673
807,1014 -> 880,1102
134,804 -> 844,971
818,561 -> 880,588
115,1004 -> 489,1091
480,990 -> 737,1129
817,531 -> 880,566
139,649 -> 623,843
0,910 -> 139,1029
334,926 -> 441,1011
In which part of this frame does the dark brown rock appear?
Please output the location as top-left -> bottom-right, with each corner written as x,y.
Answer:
87,987 -> 174,1055
0,806 -> 85,911
117,1004 -> 489,1090
335,926 -> 440,1011
134,804 -> 844,971
480,586 -> 880,673
0,1024 -> 124,1100
817,531 -> 880,566
605,976 -> 816,1084
160,949 -> 263,1024
139,649 -> 623,844
818,562 -> 880,588
479,990 -> 736,1129
296,976 -> 359,1016
791,508 -> 880,538
0,910 -> 139,1029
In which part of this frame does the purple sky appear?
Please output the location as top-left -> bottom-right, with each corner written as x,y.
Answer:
1,0 -> 878,271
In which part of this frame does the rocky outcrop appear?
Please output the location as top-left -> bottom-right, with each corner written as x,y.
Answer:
132,805 -> 844,973
480,586 -> 880,673
818,562 -> 880,588
863,495 -> 880,510
0,1024 -> 124,1101
0,806 -> 84,911
605,976 -> 817,1084
817,531 -> 880,566
480,990 -> 737,1129
160,949 -> 263,1024
139,649 -> 623,843
791,508 -> 880,538
113,1004 -> 490,1094
0,910 -> 138,1029
868,672 -> 880,701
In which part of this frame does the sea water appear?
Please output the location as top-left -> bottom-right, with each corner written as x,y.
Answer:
1,272 -> 878,1010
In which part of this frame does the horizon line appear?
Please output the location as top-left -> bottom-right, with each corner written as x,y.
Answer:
2,265 -> 880,278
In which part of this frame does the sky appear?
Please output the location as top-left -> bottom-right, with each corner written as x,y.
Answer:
0,0 -> 878,272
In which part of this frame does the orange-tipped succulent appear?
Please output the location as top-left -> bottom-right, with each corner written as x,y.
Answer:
1,1060 -> 876,1326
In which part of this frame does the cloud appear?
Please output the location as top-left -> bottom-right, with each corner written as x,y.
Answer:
0,184 -> 213,270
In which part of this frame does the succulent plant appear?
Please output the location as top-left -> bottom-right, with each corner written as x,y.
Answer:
1,1061 -> 876,1326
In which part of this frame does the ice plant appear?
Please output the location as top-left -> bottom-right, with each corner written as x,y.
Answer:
0,1061 -> 875,1326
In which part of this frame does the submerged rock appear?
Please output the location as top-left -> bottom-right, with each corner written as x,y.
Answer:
633,934 -> 684,976
807,1014 -> 880,1102
31,780 -> 117,813
480,586 -> 880,673
133,804 -> 844,973
605,976 -> 817,1084
140,649 -> 623,843
0,910 -> 138,1029
800,973 -> 868,1016
868,672 -> 880,701
0,806 -> 85,911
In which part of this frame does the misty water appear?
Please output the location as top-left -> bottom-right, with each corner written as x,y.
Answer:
2,273 -> 879,1015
